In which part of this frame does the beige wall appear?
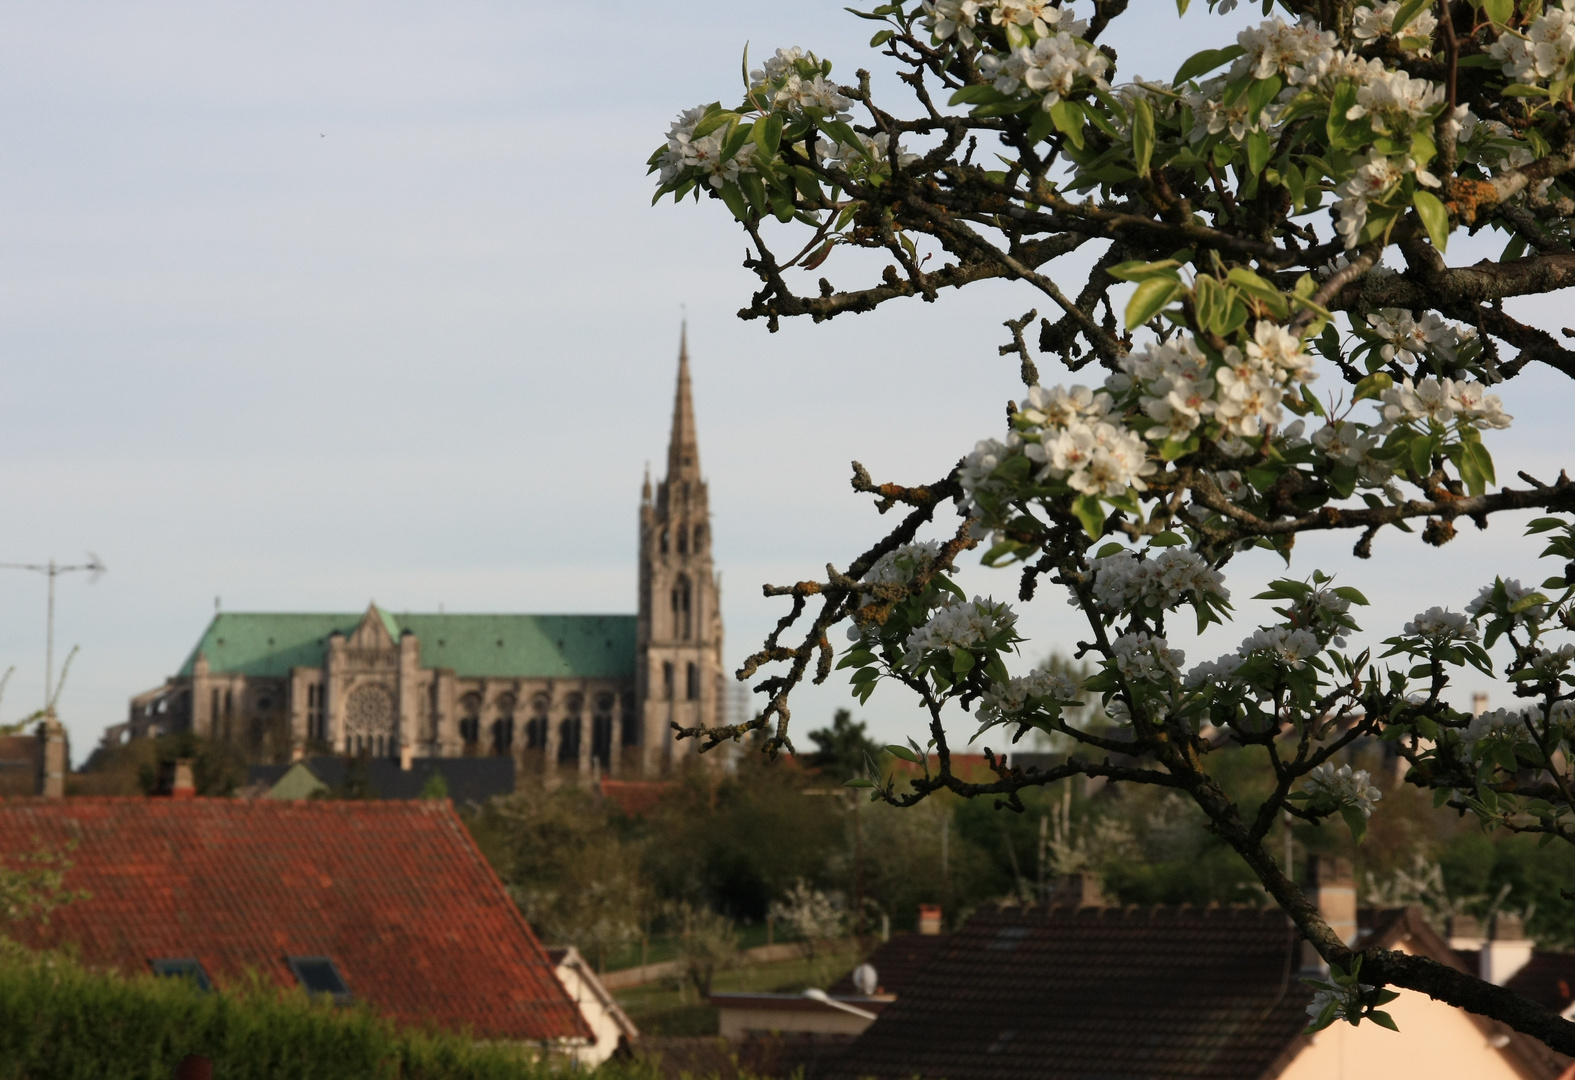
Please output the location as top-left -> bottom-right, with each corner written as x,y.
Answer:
716,1006 -> 873,1041
1277,945 -> 1535,1080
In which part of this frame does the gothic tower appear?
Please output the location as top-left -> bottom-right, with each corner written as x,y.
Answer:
637,326 -> 724,776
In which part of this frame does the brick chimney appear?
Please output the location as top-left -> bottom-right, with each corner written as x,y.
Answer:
35,713 -> 67,799
1301,855 -> 1356,972
918,904 -> 943,935
1480,912 -> 1533,985
1055,873 -> 1106,908
171,759 -> 197,799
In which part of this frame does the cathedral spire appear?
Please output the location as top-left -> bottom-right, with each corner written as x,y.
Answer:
666,322 -> 701,480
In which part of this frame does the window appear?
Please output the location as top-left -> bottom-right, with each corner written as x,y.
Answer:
659,527 -> 669,554
490,717 -> 514,755
459,692 -> 481,750
677,525 -> 688,555
672,576 -> 692,640
287,956 -> 351,1004
663,662 -> 674,699
591,694 -> 614,770
557,716 -> 582,764
693,525 -> 706,553
686,663 -> 699,701
526,695 -> 549,750
150,958 -> 212,992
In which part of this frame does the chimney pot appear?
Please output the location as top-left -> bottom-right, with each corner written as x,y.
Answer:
34,714 -> 67,799
918,905 -> 943,936
1481,911 -> 1534,985
1447,914 -> 1484,950
171,759 -> 197,799
399,743 -> 413,772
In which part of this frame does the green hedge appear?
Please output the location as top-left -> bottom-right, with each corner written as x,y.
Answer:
0,951 -> 569,1080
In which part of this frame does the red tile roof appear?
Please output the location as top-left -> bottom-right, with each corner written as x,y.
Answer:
0,797 -> 589,1043
597,779 -> 672,818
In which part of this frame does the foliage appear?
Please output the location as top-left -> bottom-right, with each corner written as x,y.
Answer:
0,950 -> 552,1080
73,732 -> 247,797
767,880 -> 846,956
670,902 -> 740,997
0,842 -> 85,929
804,709 -> 884,781
418,770 -> 449,800
469,787 -> 646,970
654,0 -> 1575,1051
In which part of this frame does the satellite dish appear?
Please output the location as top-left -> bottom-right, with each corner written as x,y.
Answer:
852,962 -> 878,996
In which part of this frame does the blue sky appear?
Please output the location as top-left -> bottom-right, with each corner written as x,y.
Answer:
0,1 -> 1566,763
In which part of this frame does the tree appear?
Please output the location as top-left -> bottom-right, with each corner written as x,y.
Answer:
804,709 -> 883,780
670,901 -> 740,997
652,0 -> 1575,1051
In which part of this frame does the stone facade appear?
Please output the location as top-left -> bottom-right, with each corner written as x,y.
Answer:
119,332 -> 723,783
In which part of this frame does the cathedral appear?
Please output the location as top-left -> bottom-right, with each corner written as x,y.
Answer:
122,332 -> 724,781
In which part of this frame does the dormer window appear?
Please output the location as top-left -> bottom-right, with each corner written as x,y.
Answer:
150,957 -> 212,992
287,956 -> 351,1004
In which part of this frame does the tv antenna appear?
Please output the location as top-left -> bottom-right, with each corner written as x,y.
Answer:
0,555 -> 106,711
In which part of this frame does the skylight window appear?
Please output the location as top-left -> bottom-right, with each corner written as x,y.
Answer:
287,956 -> 351,1004
150,958 -> 212,992
986,926 -> 1032,952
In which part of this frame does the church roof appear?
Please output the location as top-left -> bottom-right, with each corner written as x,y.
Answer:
177,609 -> 636,680
0,797 -> 591,1043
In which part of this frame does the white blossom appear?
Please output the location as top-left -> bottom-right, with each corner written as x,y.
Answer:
1346,68 -> 1445,136
1490,0 -> 1575,84
1238,625 -> 1321,668
1305,762 -> 1383,818
980,31 -> 1110,108
1234,17 -> 1338,84
1404,607 -> 1479,644
864,541 -> 943,586
1083,548 -> 1229,615
1366,309 -> 1465,366
1333,150 -> 1414,248
1352,1 -> 1437,55
922,0 -> 984,47
1109,632 -> 1185,682
977,664 -> 1080,723
1185,653 -> 1245,688
903,595 -> 1017,664
1467,578 -> 1548,626
1463,707 -> 1533,754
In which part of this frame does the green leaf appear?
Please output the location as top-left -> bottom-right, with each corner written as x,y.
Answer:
717,181 -> 751,222
1331,586 -> 1370,606
948,84 -> 1005,106
870,29 -> 895,46
1072,494 -> 1107,539
1391,0 -> 1431,32
1149,531 -> 1187,547
1049,99 -> 1084,149
753,113 -> 784,158
1125,276 -> 1181,330
885,744 -> 922,763
1340,805 -> 1369,845
1483,0 -> 1514,26
843,777 -> 876,788
1173,44 -> 1245,85
1247,129 -> 1271,176
1412,189 -> 1449,253
1354,372 -> 1393,401
1463,439 -> 1496,487
1509,592 -> 1551,614
1107,259 -> 1181,282
1132,96 -> 1155,176
1369,1010 -> 1400,1031
951,647 -> 976,676
1409,434 -> 1433,479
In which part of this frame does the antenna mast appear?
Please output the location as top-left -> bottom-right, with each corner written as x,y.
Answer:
0,554 -> 106,711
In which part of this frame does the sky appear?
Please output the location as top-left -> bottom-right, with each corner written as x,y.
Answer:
0,1 -> 1569,766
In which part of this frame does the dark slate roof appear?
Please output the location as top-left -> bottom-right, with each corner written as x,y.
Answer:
1506,952 -> 1575,1014
249,756 -> 515,805
0,798 -> 589,1043
826,903 -> 1561,1080
177,610 -> 636,680
828,933 -> 949,997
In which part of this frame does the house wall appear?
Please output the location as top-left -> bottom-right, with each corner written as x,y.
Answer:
1276,945 -> 1537,1080
717,1006 -> 873,1041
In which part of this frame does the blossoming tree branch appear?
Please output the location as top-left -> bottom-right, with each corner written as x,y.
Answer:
652,0 -> 1575,1051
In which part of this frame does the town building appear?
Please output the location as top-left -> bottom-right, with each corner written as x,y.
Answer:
0,796 -> 601,1055
117,331 -> 724,781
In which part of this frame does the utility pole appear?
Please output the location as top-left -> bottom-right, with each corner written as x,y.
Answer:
0,555 -> 106,711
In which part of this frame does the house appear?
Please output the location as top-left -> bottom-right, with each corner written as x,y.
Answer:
827,859 -> 1570,1080
547,946 -> 640,1065
0,797 -> 594,1052
248,755 -> 515,804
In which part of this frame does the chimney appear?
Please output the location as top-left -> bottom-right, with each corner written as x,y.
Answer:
918,904 -> 943,935
399,742 -> 413,771
1301,855 -> 1357,972
1447,914 -> 1484,951
171,759 -> 197,799
1480,912 -> 1533,985
35,714 -> 67,799
1055,873 -> 1106,908
1472,692 -> 1489,717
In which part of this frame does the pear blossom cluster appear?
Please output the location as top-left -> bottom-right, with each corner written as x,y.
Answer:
1529,644 -> 1575,676
1304,762 -> 1384,818
920,0 -> 1089,50
1351,0 -> 1437,55
1463,707 -> 1533,753
1011,384 -> 1154,498
748,48 -> 852,119
1489,0 -> 1575,85
1186,624 -> 1322,688
1334,149 -> 1429,247
1403,607 -> 1478,645
1380,377 -> 1512,431
1311,421 -> 1391,487
1366,309 -> 1477,368
657,107 -> 757,189
1083,548 -> 1229,615
1109,631 -> 1185,682
902,595 -> 1017,665
863,540 -> 943,586
976,664 -> 1081,723
1468,578 -> 1549,627
979,32 -> 1110,109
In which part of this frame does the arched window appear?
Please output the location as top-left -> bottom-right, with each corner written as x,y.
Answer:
526,694 -> 550,750
459,692 -> 482,752
591,694 -> 614,771
692,525 -> 706,553
659,527 -> 669,554
346,684 -> 395,758
620,691 -> 640,746
663,661 -> 675,699
686,662 -> 699,701
677,525 -> 688,555
491,693 -> 516,756
671,576 -> 692,640
558,695 -> 583,765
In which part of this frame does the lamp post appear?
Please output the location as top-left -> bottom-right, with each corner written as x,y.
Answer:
0,555 -> 105,711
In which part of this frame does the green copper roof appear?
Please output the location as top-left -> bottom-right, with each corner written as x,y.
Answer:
177,609 -> 637,680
